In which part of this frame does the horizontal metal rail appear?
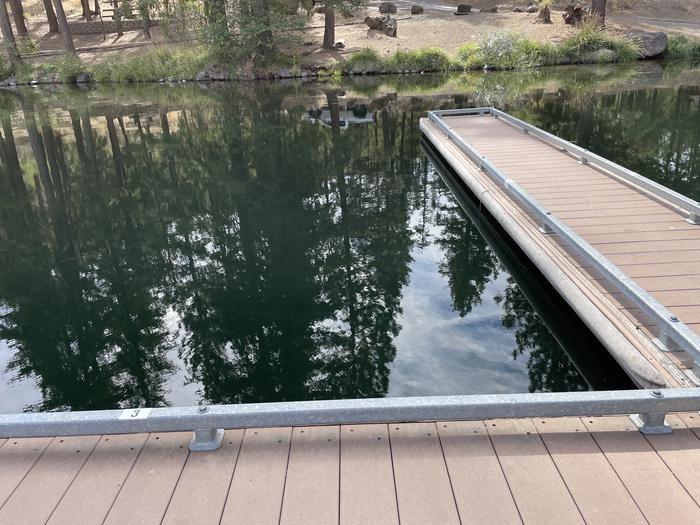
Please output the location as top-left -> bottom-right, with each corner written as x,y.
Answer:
427,108 -> 700,367
1,389 -> 699,443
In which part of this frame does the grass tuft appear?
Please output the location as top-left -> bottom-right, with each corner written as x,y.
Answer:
91,47 -> 209,83
0,55 -> 11,81
666,34 -> 700,59
343,48 -> 383,74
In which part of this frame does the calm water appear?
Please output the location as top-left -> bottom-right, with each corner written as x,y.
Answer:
1,62 -> 698,413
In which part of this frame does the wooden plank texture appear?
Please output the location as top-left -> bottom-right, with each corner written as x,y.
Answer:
437,420 -> 521,524
48,434 -> 148,525
103,432 -> 190,525
220,427 -> 291,525
486,418 -> 584,525
0,437 -> 53,509
583,416 -> 700,524
162,429 -> 244,525
389,422 -> 460,525
280,425 -> 340,525
340,424 -> 399,525
532,418 -> 645,525
0,435 -> 100,524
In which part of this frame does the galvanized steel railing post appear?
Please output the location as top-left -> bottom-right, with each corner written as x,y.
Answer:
189,406 -> 224,451
630,391 -> 672,434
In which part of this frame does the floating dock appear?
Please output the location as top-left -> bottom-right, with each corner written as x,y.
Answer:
421,108 -> 700,389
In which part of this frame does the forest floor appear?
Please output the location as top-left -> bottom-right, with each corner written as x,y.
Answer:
5,0 -> 700,67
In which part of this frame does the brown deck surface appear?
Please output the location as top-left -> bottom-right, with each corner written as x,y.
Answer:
3,416 -> 700,524
422,115 -> 700,388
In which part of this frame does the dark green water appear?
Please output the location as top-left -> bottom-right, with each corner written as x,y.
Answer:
1,62 -> 698,413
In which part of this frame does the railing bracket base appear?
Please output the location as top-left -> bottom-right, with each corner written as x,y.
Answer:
189,428 -> 224,451
630,413 -> 672,435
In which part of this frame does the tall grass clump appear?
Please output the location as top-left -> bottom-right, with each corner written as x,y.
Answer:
92,48 -> 209,83
666,35 -> 700,59
0,56 -> 11,81
562,18 -> 641,63
343,48 -> 383,74
383,48 -> 457,72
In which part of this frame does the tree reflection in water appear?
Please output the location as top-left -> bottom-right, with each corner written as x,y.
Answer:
0,64 -> 696,411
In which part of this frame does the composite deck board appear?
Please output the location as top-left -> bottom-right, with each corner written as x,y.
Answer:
5,417 -> 700,523
0,435 -> 100,524
485,418 -> 585,525
339,424 -> 399,525
583,416 -> 700,524
437,420 -> 521,525
103,432 -> 190,525
47,434 -> 148,525
280,425 -> 340,525
532,418 -> 646,525
0,437 -> 53,509
389,422 -> 460,525
219,427 -> 292,525
162,429 -> 243,525
643,415 -> 700,507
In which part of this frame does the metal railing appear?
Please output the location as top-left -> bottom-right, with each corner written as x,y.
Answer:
426,107 -> 700,368
2,388 -> 700,450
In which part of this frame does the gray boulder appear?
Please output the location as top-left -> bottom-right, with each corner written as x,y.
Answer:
379,2 -> 397,14
365,16 -> 383,30
455,4 -> 471,15
513,6 -> 524,12
365,14 -> 398,37
526,5 -> 538,13
627,30 -> 667,58
75,72 -> 93,84
481,6 -> 497,13
383,15 -> 398,37
411,5 -> 424,14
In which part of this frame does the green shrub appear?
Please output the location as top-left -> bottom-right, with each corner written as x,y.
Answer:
472,32 -> 560,69
56,53 -> 86,82
16,36 -> 40,56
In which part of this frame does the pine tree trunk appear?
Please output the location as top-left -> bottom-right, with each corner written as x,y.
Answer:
591,0 -> 606,23
139,0 -> 151,39
80,0 -> 92,20
8,0 -> 28,36
323,8 -> 335,49
114,0 -> 123,36
51,0 -> 75,52
42,0 -> 59,33
0,0 -> 21,65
